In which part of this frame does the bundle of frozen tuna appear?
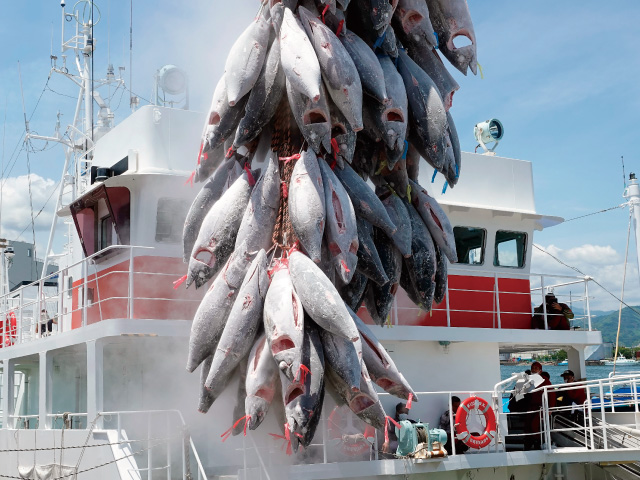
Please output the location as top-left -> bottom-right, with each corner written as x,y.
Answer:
180,0 -> 476,452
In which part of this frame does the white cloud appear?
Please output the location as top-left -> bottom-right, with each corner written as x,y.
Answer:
0,174 -> 58,248
532,243 -> 640,312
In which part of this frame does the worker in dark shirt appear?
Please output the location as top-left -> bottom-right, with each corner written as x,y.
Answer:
555,370 -> 587,421
531,293 -> 574,330
381,402 -> 415,455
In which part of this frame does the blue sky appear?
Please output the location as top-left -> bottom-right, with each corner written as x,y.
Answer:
1,0 -> 640,309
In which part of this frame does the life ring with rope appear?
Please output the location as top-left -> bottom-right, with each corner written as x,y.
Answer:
454,396 -> 496,449
327,405 -> 375,457
2,311 -> 17,347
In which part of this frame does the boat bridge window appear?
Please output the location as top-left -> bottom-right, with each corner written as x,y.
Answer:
453,226 -> 486,265
494,230 -> 527,268
156,198 -> 189,244
70,185 -> 131,257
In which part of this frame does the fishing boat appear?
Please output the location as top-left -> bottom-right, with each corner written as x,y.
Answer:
1,2 -> 639,480
601,355 -> 639,366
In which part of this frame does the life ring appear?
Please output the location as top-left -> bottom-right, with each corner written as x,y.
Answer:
2,311 -> 17,347
454,396 -> 496,449
327,405 -> 375,457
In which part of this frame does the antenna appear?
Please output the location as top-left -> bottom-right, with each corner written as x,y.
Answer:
1,97 -> 6,238
129,0 -> 134,110
622,155 -> 626,189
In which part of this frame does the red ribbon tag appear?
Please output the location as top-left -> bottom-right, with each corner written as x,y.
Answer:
184,171 -> 195,186
172,275 -> 187,289
221,415 -> 251,442
244,164 -> 256,187
296,364 -> 311,384
279,153 -> 301,164
406,393 -> 413,410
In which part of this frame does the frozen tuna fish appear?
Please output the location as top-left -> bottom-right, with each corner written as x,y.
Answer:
186,249 -> 254,372
320,326 -> 363,393
393,0 -> 436,47
340,30 -> 388,104
396,49 -> 448,172
338,270 -> 368,312
404,200 -> 437,309
187,170 -> 256,289
355,218 -> 389,286
426,0 -> 477,76
401,37 -> 459,112
234,40 -> 286,148
289,250 -> 360,342
224,9 -> 271,105
281,323 -> 325,451
183,155 -> 236,263
289,149 -> 326,263
280,7 -> 322,102
245,334 -> 280,430
378,187 -> 412,257
409,179 -> 457,263
433,244 -> 447,305
204,251 -> 269,393
329,102 -> 356,167
263,263 -> 305,381
299,6 -> 363,131
334,163 -> 397,239
365,227 -> 403,325
326,361 -> 386,429
318,159 -> 358,282
235,154 -> 280,255
350,308 -> 418,401
286,78 -> 332,155
203,76 -> 248,152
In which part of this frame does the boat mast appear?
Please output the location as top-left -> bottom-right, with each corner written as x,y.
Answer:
623,173 -> 640,286
30,0 -> 123,278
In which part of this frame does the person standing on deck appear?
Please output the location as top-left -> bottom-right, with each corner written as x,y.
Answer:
531,293 -> 574,330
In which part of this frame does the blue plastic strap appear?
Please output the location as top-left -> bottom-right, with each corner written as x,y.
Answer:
442,182 -> 448,194
402,140 -> 409,159
433,31 -> 439,48
373,30 -> 387,50
431,169 -> 437,183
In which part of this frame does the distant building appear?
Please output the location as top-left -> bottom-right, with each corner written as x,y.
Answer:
7,240 -> 58,291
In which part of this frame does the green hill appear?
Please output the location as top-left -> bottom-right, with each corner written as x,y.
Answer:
590,306 -> 640,347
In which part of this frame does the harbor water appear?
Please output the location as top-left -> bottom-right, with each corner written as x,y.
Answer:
501,363 -> 640,382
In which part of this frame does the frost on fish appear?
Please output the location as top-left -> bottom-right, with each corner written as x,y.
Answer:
179,0 -> 481,451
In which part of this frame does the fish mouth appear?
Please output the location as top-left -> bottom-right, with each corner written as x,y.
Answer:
208,111 -> 221,126
271,335 -> 295,354
303,109 -> 329,125
384,108 -> 404,124
332,124 -> 347,137
349,393 -> 375,413
285,383 -> 306,405
449,29 -> 474,50
375,377 -> 397,390
401,10 -> 424,33
194,249 -> 214,267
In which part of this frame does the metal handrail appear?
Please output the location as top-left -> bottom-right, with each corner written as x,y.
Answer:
100,409 -> 208,480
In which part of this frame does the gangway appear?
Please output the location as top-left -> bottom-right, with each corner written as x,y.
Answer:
552,415 -> 640,479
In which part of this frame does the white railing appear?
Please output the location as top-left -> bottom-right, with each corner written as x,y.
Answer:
0,245 -> 201,349
501,373 -> 640,453
236,377 -> 640,477
390,267 -> 594,331
100,409 -> 208,480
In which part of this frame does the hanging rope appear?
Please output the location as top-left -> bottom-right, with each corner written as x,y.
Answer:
613,208 -> 632,374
